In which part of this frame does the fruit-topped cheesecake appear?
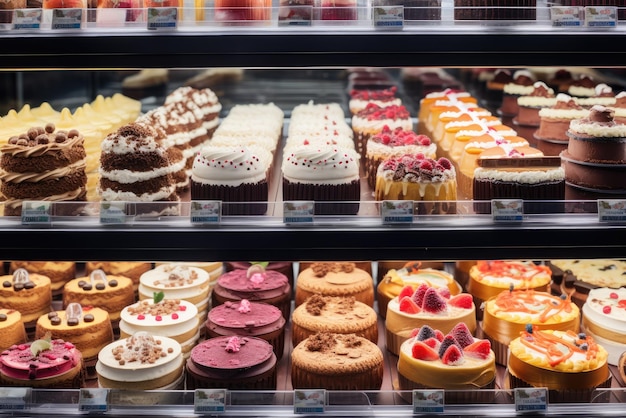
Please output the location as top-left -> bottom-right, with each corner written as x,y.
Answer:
0,334 -> 84,388
385,283 -> 476,355
582,287 -> 626,365
365,125 -> 437,188
119,292 -> 199,357
35,303 -> 114,362
397,324 -> 496,393
508,326 -> 611,402
482,289 -> 580,365
352,103 -> 413,159
0,268 -> 52,326
63,269 -> 134,323
349,86 -> 402,115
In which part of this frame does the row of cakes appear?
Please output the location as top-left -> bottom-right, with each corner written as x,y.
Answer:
2,259 -> 626,402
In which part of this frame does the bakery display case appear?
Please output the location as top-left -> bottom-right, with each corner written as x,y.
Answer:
3,2 -> 626,416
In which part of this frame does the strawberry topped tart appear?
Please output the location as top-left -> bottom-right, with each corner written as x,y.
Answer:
352,103 -> 412,159
385,284 -> 476,355
348,86 -> 402,115
397,323 -> 496,397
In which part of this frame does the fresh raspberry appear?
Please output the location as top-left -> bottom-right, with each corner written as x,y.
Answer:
419,160 -> 434,171
419,137 -> 432,146
421,287 -> 448,314
437,157 -> 452,170
610,292 -> 619,299
603,306 -> 612,314
172,313 -> 179,320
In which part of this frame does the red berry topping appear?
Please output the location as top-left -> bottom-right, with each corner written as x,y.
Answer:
437,157 -> 452,170
603,306 -> 612,314
415,325 -> 437,341
438,334 -> 461,358
437,287 -> 451,299
172,313 -> 179,320
399,296 -> 421,314
179,306 -> 187,311
155,315 -> 163,321
419,160 -> 434,171
450,322 -> 474,348
434,329 -> 445,342
421,288 -> 448,314
137,314 -> 145,320
422,337 -> 441,350
448,294 -> 474,309
398,285 -> 414,300
610,292 -> 619,299
441,344 -> 464,365
412,283 -> 429,307
411,340 -> 439,361
463,340 -> 491,359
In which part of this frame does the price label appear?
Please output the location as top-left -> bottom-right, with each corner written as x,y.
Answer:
294,389 -> 325,414
190,200 -> 221,225
550,6 -> 583,27
514,387 -> 547,412
12,8 -> 42,29
147,7 -> 177,29
100,201 -> 128,225
381,200 -> 413,224
585,6 -> 616,27
278,5 -> 312,26
194,389 -> 226,414
597,199 -> 626,223
491,199 -> 523,223
283,201 -> 314,224
51,8 -> 83,29
0,388 -> 30,411
79,388 -> 109,412
373,5 -> 404,30
412,390 -> 444,414
21,201 -> 51,225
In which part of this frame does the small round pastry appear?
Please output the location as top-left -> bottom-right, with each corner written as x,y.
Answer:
35,303 -> 114,363
482,289 -> 580,365
96,332 -> 184,390
295,262 -> 374,308
291,332 -> 384,390
186,335 -> 277,390
508,326 -> 611,403
212,265 -> 291,321
139,264 -> 211,320
9,261 -> 75,294
206,299 -> 286,360
0,336 -> 84,388
397,323 -> 496,401
85,262 -> 152,293
291,295 -> 378,346
0,309 -> 27,351
377,262 -> 462,319
0,268 -> 52,327
155,261 -> 223,292
581,287 -> 626,365
119,296 -> 200,357
385,284 -> 476,355
63,270 -> 134,324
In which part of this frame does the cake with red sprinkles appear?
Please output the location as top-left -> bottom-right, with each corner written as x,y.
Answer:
352,103 -> 412,159
348,86 -> 402,115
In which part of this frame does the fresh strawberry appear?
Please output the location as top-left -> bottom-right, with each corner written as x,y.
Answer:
448,294 -> 474,309
398,285 -> 414,300
422,337 -> 441,350
422,288 -> 448,314
437,287 -> 451,299
441,344 -> 464,365
464,340 -> 491,359
434,329 -> 445,342
399,296 -> 421,314
415,325 -> 437,341
450,323 -> 474,348
438,334 -> 461,358
411,340 -> 439,361
412,283 -> 429,307
410,328 -> 420,338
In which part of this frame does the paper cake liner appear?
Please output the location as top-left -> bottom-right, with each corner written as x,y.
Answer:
190,180 -> 268,216
507,369 -> 612,403
282,179 -> 360,216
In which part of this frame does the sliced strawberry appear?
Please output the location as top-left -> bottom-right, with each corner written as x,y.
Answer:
412,283 -> 429,307
441,344 -> 464,365
422,288 -> 448,314
422,337 -> 441,350
415,325 -> 437,341
450,322 -> 474,348
464,340 -> 491,359
411,340 -> 439,361
398,285 -> 414,300
448,294 -> 474,309
434,329 -> 445,342
399,296 -> 421,314
437,287 -> 451,299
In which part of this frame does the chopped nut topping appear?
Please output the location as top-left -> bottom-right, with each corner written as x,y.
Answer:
310,262 -> 356,277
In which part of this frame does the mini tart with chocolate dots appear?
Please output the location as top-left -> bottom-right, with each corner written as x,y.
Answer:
9,261 -> 76,293
0,268 -> 52,325
35,303 -> 113,362
96,332 -> 184,390
119,293 -> 200,356
63,270 -> 134,322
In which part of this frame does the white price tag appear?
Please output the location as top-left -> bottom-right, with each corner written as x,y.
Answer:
491,199 -> 523,222
12,8 -> 42,29
514,387 -> 547,412
294,389 -> 325,414
283,201 -> 314,224
51,8 -> 83,29
412,390 -> 444,414
0,388 -> 30,411
381,200 -> 413,224
585,6 -> 617,27
190,200 -> 221,225
79,388 -> 109,412
278,4 -> 312,26
21,201 -> 51,225
373,5 -> 403,30
147,7 -> 177,29
597,199 -> 626,223
100,201 -> 128,225
194,389 -> 226,414
550,6 -> 582,27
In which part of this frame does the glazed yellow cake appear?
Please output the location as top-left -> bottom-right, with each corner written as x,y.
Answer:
0,270 -> 52,325
377,262 -> 462,319
508,327 -> 611,400
9,261 -> 75,292
397,324 -> 496,392
35,303 -> 114,361
0,309 -> 27,350
294,262 -> 374,307
291,332 -> 384,390
291,295 -> 378,346
417,90 -> 477,128
482,289 -> 580,365
63,271 -> 134,322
